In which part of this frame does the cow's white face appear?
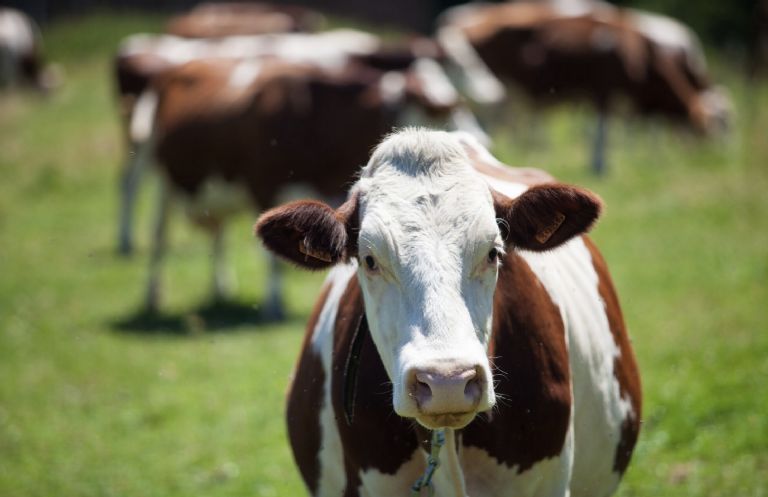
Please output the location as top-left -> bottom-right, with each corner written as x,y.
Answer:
256,128 -> 603,430
353,131 -> 499,428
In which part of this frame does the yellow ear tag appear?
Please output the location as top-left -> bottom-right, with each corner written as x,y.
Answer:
299,240 -> 334,262
535,212 -> 566,244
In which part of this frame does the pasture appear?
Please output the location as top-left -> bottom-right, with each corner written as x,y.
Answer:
1,12 -> 767,497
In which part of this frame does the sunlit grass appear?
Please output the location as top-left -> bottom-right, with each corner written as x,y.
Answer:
1,11 -> 766,497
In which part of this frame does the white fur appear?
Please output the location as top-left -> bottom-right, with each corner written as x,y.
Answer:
354,130 -> 500,423
228,59 -> 262,88
0,8 -> 36,54
379,71 -> 407,105
129,90 -> 158,143
118,29 -> 381,72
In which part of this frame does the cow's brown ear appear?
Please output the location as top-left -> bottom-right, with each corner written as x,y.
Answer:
492,184 -> 602,251
255,194 -> 359,270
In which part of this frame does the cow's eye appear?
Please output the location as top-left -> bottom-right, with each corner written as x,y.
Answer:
488,247 -> 500,264
364,255 -> 378,272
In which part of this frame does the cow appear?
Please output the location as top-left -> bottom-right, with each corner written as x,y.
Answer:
165,2 -> 324,38
437,1 -> 731,174
0,7 -> 57,91
256,128 -> 642,497
114,28 -> 382,255
137,58 -> 488,316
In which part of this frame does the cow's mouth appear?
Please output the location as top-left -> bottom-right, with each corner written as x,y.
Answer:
417,411 -> 476,430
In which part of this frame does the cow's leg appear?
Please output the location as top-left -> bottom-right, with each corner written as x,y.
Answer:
591,110 -> 608,176
117,137 -> 153,256
262,252 -> 285,320
119,91 -> 158,255
210,221 -> 235,302
144,179 -> 172,313
0,46 -> 16,87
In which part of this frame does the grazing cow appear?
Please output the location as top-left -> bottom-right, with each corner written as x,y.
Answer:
114,28 -> 382,255
165,2 -> 324,38
0,7 -> 57,91
139,58 -> 486,315
256,129 -> 641,497
437,1 -> 731,173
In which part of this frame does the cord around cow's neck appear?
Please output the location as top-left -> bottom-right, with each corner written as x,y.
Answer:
411,429 -> 467,497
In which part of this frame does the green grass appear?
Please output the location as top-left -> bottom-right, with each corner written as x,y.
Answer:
1,11 -> 767,497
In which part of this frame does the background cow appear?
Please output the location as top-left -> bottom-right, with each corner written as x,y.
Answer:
137,58 -> 485,316
257,128 -> 641,497
114,28 -> 383,255
0,6 -> 58,91
437,1 -> 731,173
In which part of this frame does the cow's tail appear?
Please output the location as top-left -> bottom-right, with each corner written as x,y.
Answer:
436,25 -> 506,105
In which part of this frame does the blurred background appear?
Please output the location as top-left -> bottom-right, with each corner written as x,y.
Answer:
0,0 -> 766,496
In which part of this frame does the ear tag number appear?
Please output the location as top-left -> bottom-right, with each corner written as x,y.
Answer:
298,240 -> 333,262
535,212 -> 566,244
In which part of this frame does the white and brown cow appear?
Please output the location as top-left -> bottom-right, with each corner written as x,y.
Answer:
257,129 -> 641,497
139,58 -> 487,315
114,28 -> 383,255
437,1 -> 731,173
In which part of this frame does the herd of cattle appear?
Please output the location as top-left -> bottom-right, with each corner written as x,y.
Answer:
2,1 -> 736,495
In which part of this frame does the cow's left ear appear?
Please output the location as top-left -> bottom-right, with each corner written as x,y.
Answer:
492,184 -> 602,251
255,192 -> 359,270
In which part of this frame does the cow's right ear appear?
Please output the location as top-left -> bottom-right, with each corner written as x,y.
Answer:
255,193 -> 359,270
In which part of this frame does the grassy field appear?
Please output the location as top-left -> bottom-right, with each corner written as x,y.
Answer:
1,12 -> 766,497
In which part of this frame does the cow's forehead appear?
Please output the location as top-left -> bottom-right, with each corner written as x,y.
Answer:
357,129 -> 499,250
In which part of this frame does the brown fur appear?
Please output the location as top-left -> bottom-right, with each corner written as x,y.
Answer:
492,185 -> 603,251
256,194 -> 359,270
462,251 -> 572,472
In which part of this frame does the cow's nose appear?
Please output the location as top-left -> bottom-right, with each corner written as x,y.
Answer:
411,366 -> 482,414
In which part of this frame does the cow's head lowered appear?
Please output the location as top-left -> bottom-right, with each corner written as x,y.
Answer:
256,129 -> 601,429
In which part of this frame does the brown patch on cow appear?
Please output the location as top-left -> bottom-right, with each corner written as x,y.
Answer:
330,277 -> 419,494
286,280 -> 333,494
462,252 -> 572,473
583,237 -> 642,474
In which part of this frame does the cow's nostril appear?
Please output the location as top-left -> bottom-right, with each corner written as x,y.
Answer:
464,376 -> 482,404
414,379 -> 432,406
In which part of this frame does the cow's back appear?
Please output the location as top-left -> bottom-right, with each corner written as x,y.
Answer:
154,59 -> 394,207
